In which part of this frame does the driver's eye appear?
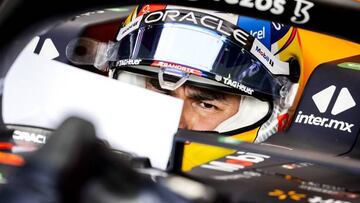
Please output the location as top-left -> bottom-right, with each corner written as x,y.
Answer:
199,102 -> 216,109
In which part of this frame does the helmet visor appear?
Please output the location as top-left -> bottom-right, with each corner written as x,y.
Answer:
111,20 -> 289,101
65,9 -> 292,101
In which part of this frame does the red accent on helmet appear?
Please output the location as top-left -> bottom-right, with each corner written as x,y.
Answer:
138,4 -> 167,17
274,28 -> 298,56
226,159 -> 253,167
277,113 -> 290,132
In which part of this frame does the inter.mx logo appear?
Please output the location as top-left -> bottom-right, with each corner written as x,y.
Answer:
295,85 -> 356,133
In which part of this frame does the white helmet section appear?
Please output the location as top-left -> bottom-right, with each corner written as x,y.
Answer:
214,96 -> 270,133
3,37 -> 184,169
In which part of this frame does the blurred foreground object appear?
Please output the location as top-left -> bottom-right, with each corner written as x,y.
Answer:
0,117 -> 217,203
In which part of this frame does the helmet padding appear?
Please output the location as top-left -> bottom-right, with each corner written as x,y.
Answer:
214,96 -> 270,133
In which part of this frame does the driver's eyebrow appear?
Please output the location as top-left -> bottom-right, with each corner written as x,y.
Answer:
185,86 -> 226,101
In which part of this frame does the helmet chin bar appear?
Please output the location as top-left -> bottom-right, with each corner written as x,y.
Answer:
213,76 -> 296,134
214,95 -> 270,133
158,67 -> 190,91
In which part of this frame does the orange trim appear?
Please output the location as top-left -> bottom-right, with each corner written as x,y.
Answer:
232,127 -> 259,142
274,28 -> 297,55
0,152 -> 25,166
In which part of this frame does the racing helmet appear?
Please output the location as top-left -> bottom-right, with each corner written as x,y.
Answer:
65,4 -> 304,170
102,4 -> 303,143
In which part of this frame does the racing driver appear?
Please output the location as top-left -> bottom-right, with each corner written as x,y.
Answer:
68,4 -> 304,170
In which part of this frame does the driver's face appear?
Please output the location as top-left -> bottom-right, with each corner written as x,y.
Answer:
146,80 -> 241,131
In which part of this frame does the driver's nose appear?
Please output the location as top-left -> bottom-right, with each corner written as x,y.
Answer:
178,108 -> 198,130
170,87 -> 197,130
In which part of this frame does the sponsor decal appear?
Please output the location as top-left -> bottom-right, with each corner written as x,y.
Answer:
0,152 -> 25,166
308,196 -> 352,203
291,0 -> 314,24
151,61 -> 203,76
115,59 -> 142,67
295,111 -> 354,133
338,62 -> 360,71
255,45 -> 274,66
13,130 -> 47,144
272,22 -> 285,31
215,75 -> 223,82
275,174 -> 346,198
268,189 -> 307,201
222,77 -> 255,95
185,0 -> 313,24
300,182 -> 359,199
238,16 -> 271,49
281,162 -> 312,170
223,0 -> 286,15
212,171 -> 261,180
143,9 -> 250,46
117,16 -> 143,41
250,39 -> 290,75
312,86 -> 356,115
250,26 -> 266,40
295,86 -> 356,133
200,151 -> 270,172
